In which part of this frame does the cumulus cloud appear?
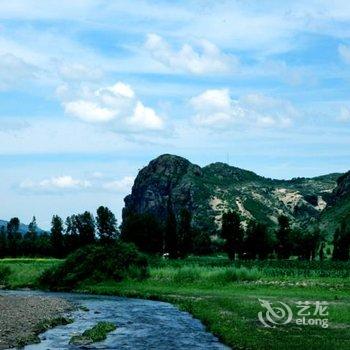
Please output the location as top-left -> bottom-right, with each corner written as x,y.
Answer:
190,89 -> 244,126
144,34 -> 234,74
102,176 -> 135,192
190,89 -> 297,128
19,174 -> 135,194
20,176 -> 91,193
64,100 -> 116,123
60,81 -> 164,131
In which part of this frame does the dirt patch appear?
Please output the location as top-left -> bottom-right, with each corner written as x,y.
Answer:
0,294 -> 73,349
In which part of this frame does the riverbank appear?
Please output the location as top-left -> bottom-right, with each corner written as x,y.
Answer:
1,257 -> 350,350
0,294 -> 73,349
80,278 -> 350,350
75,259 -> 350,350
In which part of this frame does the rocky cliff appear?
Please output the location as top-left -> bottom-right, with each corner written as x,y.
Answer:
123,154 -> 344,234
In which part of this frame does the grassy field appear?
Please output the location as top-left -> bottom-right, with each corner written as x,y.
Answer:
1,257 -> 349,350
0,258 -> 61,288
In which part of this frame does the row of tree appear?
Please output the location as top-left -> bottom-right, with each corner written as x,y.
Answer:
0,204 -> 349,261
121,199 -> 211,258
0,206 -> 118,258
220,212 -> 327,261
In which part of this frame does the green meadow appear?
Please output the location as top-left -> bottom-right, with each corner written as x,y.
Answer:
1,257 -> 349,350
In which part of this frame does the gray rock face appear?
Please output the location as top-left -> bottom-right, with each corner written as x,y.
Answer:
123,154 -> 202,224
123,154 -> 343,233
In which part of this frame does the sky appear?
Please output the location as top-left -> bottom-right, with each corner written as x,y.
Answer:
1,0 -> 350,228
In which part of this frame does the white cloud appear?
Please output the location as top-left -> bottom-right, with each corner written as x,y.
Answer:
337,107 -> 350,122
102,176 -> 135,192
57,61 -> 103,81
190,89 -> 244,127
190,89 -> 232,112
20,176 -> 91,193
101,82 -> 135,99
145,34 -> 234,74
338,44 -> 350,64
19,174 -> 135,195
61,81 -> 164,131
127,102 -> 164,130
190,90 -> 297,129
0,53 -> 39,90
64,100 -> 116,123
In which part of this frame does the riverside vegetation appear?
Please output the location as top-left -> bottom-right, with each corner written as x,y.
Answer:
0,256 -> 349,350
69,322 -> 117,346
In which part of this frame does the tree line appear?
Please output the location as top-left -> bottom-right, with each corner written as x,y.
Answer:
122,202 -> 350,261
0,203 -> 349,261
0,206 -> 118,258
220,212 -> 326,261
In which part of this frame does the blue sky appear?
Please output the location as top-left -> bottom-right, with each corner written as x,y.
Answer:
1,0 -> 350,228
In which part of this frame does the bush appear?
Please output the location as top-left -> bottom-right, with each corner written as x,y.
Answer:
0,265 -> 11,284
39,242 -> 148,290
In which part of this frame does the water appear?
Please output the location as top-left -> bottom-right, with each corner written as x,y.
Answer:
3,290 -> 229,349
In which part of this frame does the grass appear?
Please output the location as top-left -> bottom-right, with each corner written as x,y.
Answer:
79,257 -> 350,350
1,256 -> 349,350
69,322 -> 116,345
0,258 -> 62,288
151,265 -> 262,285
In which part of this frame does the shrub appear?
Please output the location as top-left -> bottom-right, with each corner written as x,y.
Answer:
39,241 -> 148,290
0,265 -> 11,284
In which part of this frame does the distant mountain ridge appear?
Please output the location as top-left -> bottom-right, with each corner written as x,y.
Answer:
123,154 -> 348,235
0,219 -> 45,234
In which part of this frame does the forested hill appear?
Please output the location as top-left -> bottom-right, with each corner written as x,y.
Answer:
123,154 -> 347,235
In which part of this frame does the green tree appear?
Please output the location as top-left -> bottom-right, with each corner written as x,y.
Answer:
50,215 -> 64,257
192,229 -> 212,255
0,226 -> 7,257
35,232 -> 51,257
276,215 -> 293,259
76,211 -> 96,246
121,213 -> 163,253
165,197 -> 178,258
23,216 -> 38,256
220,211 -> 243,260
244,221 -> 271,260
96,206 -> 118,243
7,218 -> 21,257
178,208 -> 192,258
332,218 -> 350,261
64,215 -> 80,254
295,227 -> 323,261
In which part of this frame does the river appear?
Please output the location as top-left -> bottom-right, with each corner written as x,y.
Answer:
3,290 -> 229,349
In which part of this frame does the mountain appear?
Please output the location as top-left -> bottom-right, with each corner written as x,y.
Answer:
0,220 -> 45,235
123,154 -> 345,234
320,171 -> 350,234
